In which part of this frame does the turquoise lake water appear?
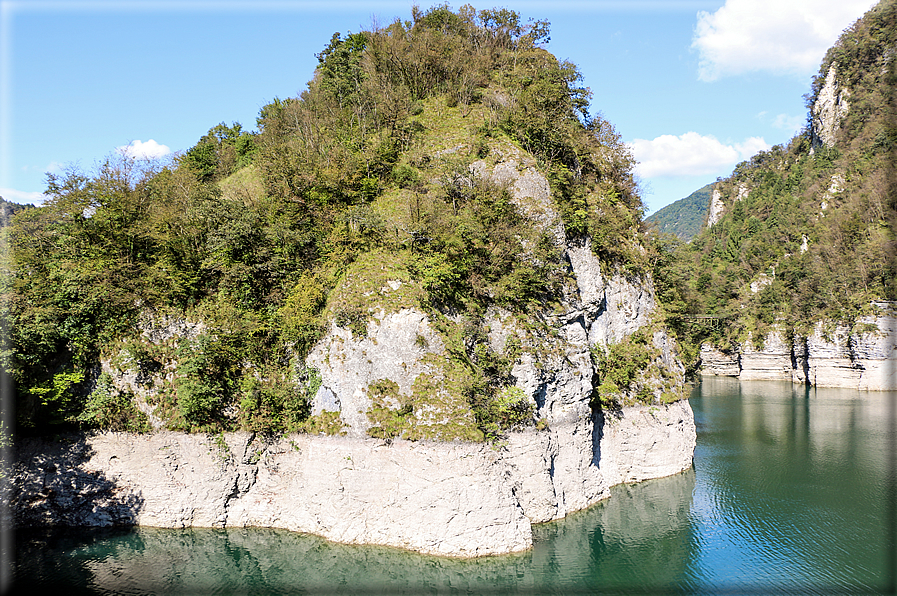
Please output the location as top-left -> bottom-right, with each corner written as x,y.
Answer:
11,377 -> 896,594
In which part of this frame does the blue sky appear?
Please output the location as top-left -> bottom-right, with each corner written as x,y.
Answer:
0,0 -> 879,214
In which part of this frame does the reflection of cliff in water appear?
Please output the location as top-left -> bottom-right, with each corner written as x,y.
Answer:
698,376 -> 893,484
14,469 -> 698,594
692,377 -> 893,589
531,467 -> 697,589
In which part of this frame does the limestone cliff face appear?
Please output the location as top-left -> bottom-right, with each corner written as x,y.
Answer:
699,308 -> 897,390
706,189 -> 725,228
811,64 -> 850,149
308,144 -> 682,438
706,183 -> 750,228
699,344 -> 740,377
12,401 -> 695,557
13,142 -> 696,557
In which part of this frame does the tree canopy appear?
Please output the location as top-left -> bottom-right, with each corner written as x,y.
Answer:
3,4 -> 649,437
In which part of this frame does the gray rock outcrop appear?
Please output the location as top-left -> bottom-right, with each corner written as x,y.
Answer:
706,183 -> 749,229
700,309 -> 897,390
811,64 -> 850,149
699,344 -> 740,377
706,189 -> 725,228
309,142 -> 685,438
12,400 -> 695,557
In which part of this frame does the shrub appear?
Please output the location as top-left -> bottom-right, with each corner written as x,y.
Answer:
366,378 -> 415,439
174,335 -> 229,430
78,372 -> 151,433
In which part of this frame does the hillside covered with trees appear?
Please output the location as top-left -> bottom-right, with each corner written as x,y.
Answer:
653,0 -> 896,366
2,5 -> 661,436
644,184 -> 712,241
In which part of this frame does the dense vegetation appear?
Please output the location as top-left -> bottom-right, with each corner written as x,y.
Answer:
0,197 -> 32,228
652,0 -> 896,364
2,5 -> 653,437
644,184 -> 712,242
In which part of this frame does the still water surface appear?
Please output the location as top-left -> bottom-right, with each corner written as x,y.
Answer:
13,378 -> 896,594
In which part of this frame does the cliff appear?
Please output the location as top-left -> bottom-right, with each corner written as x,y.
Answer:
699,306 -> 896,390
11,143 -> 697,556
12,401 -> 694,557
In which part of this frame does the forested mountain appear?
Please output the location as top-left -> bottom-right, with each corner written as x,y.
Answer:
644,184 -> 712,241
0,197 -> 32,228
3,5 -> 665,436
654,0 -> 896,365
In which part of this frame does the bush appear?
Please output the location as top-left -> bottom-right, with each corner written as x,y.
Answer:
174,335 -> 229,430
366,379 -> 415,439
78,372 -> 151,433
594,332 -> 656,407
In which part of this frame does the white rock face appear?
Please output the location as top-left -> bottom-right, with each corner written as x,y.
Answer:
749,272 -> 774,294
470,146 -> 565,246
597,400 -> 696,487
739,331 -> 793,382
806,317 -> 897,390
307,309 -> 446,437
700,312 -> 897,390
707,188 -> 725,227
812,64 -> 850,148
699,344 -> 740,377
707,183 -> 751,229
13,401 -> 695,557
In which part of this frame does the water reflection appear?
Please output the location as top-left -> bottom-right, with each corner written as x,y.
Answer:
13,380 -> 895,594
691,377 -> 895,592
15,470 -> 698,594
530,468 -> 696,590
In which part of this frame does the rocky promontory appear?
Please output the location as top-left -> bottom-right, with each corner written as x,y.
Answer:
11,143 -> 696,557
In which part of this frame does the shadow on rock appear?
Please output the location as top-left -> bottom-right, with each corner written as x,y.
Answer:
12,433 -> 143,528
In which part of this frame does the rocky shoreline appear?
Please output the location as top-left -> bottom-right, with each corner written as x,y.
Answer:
700,312 -> 896,391
11,399 -> 695,558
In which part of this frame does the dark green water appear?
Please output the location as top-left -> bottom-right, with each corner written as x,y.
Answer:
11,378 -> 897,594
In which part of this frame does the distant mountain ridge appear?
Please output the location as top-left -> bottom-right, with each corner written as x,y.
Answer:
0,196 -> 33,227
644,184 -> 712,241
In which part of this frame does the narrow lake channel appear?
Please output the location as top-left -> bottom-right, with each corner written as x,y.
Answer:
12,377 -> 896,594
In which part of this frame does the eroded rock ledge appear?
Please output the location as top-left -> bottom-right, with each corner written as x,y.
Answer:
700,311 -> 897,391
12,400 -> 694,558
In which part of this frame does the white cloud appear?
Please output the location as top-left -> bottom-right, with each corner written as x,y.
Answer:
692,0 -> 878,81
0,187 -> 46,205
630,132 -> 770,178
757,110 -> 805,134
44,161 -> 65,173
116,139 -> 171,160
772,113 -> 804,133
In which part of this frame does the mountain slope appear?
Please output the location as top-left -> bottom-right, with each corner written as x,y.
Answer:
656,0 -> 896,366
644,183 -> 712,241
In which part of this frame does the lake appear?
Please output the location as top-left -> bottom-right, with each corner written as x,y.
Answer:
11,377 -> 896,594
